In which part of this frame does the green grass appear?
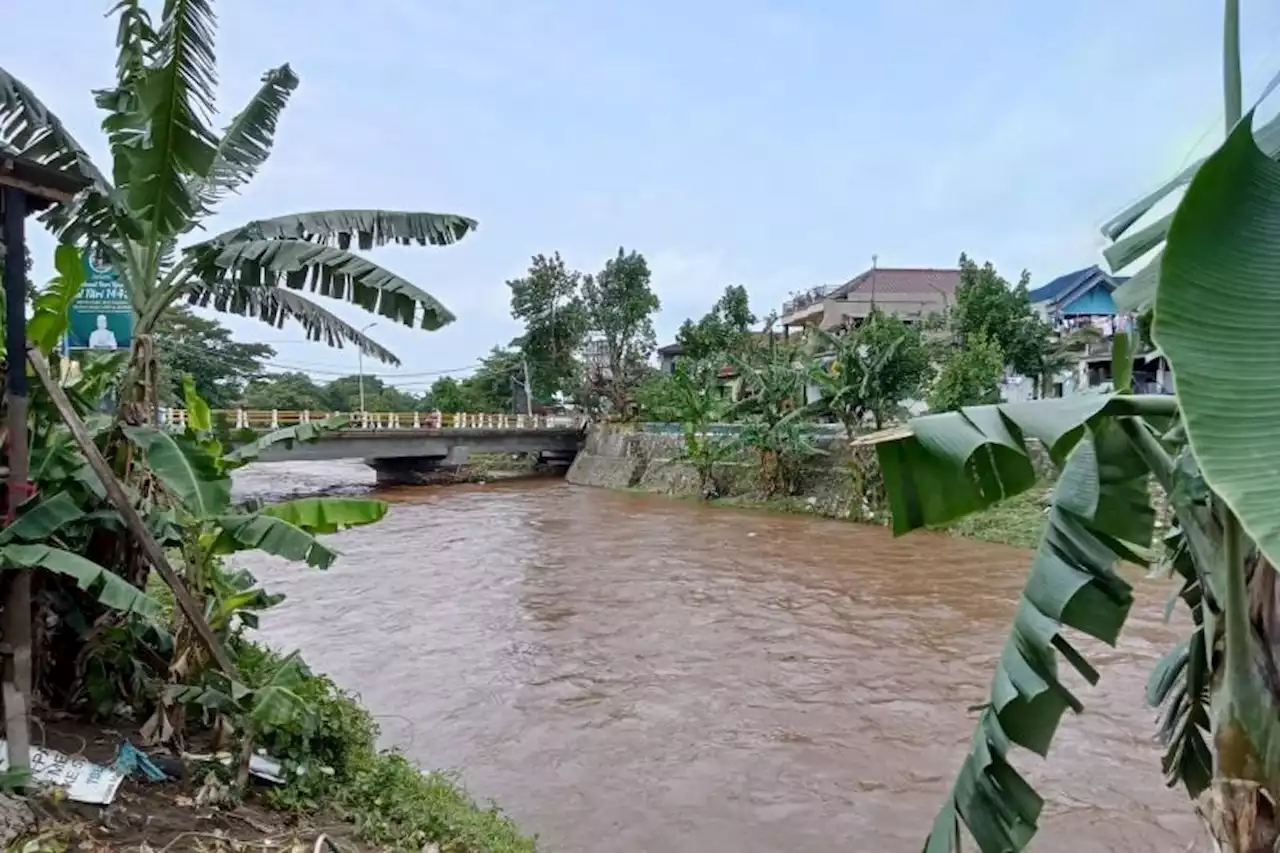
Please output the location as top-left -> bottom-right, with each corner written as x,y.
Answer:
234,640 -> 537,852
939,486 -> 1051,550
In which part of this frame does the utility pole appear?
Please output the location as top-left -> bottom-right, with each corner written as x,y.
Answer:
357,321 -> 377,413
521,355 -> 533,416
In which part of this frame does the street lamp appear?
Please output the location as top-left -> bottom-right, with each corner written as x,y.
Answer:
357,322 -> 377,413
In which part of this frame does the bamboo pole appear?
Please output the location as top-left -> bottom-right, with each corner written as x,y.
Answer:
26,347 -> 237,678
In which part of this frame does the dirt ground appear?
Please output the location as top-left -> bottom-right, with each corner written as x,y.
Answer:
17,717 -> 368,853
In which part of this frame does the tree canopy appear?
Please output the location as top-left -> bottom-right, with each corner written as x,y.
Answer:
675,284 -> 757,361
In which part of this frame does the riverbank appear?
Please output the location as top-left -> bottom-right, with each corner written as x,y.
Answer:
567,424 -> 1058,550
9,637 -> 535,853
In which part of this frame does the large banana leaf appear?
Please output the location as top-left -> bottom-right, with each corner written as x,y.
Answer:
184,280 -> 401,364
261,497 -> 388,534
202,209 -> 478,250
211,512 -> 338,569
921,425 -> 1154,853
120,0 -> 218,240
123,426 -> 230,518
1155,110 -> 1280,572
0,66 -> 121,242
2,543 -> 160,617
196,238 -> 456,331
221,414 -> 351,467
1101,74 -> 1280,311
0,493 -> 85,546
26,245 -> 87,354
872,394 -> 1170,534
190,64 -> 297,209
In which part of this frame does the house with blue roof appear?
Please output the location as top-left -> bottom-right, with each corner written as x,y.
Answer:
1028,265 -> 1128,319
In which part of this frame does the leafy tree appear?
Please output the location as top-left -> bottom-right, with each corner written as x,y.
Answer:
244,372 -> 327,411
153,308 -> 274,408
507,253 -> 588,400
808,309 -> 930,435
675,284 -> 757,362
926,332 -> 1004,412
582,248 -> 661,413
665,360 -> 734,497
0,2 -> 475,389
424,376 -> 475,413
317,375 -> 421,413
466,347 -> 524,412
951,255 -> 1049,379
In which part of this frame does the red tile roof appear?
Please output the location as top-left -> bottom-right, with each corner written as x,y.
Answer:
833,267 -> 960,299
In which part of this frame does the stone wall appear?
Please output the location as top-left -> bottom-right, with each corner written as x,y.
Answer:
566,424 -> 890,522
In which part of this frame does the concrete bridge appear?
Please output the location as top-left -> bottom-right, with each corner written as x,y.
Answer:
161,409 -> 587,485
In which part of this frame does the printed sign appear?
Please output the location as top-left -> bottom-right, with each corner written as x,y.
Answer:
67,249 -> 133,350
0,740 -> 125,804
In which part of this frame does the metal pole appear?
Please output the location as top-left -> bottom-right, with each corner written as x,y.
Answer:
1,186 -> 31,780
357,347 -> 365,413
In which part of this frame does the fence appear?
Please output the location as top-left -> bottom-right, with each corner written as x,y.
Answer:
157,409 -> 586,432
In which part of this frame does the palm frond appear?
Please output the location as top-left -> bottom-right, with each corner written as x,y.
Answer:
186,279 -> 401,365
190,64 -> 298,210
121,0 -> 218,240
0,66 -> 123,243
94,0 -> 159,188
200,209 -> 478,250
193,237 -> 456,331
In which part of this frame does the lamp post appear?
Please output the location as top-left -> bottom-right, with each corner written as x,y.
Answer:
357,322 -> 377,413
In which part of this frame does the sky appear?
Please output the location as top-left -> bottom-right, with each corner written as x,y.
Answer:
8,1 -> 1280,394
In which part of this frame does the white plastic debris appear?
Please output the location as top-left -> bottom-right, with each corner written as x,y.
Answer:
0,741 -> 124,805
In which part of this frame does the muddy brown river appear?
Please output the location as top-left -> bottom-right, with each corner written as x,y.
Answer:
233,461 -> 1200,852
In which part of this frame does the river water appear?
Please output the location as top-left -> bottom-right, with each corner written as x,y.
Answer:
234,461 -> 1200,852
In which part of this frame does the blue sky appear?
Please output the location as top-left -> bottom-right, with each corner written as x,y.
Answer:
10,1 -> 1280,392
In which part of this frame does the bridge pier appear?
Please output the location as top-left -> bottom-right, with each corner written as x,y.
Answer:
370,455 -> 461,486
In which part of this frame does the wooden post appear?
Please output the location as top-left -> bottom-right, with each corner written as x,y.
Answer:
27,349 -> 237,678
2,186 -> 32,779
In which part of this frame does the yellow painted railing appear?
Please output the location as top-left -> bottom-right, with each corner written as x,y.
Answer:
158,409 -> 585,432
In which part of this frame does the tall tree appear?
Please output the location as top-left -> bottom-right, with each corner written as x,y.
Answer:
582,248 -> 661,412
675,284 -> 757,361
950,254 -> 1048,379
507,253 -> 587,400
153,308 -> 274,407
0,2 -> 475,383
243,371 -> 327,411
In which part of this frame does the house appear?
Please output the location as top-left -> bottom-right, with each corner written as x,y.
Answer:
1023,265 -> 1173,397
780,267 -> 961,335
1028,265 -> 1127,320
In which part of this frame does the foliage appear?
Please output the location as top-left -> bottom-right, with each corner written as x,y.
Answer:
243,372 -> 328,411
926,332 -> 1004,412
808,309 -> 930,434
2,7 -> 476,367
582,248 -> 661,413
877,6 -> 1280,848
153,308 -> 274,408
950,254 -> 1054,382
507,252 -> 588,401
730,345 -> 822,496
233,641 -> 536,852
651,361 -> 734,497
675,284 -> 757,362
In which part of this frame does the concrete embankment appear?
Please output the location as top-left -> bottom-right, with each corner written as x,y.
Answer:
566,423 -> 890,523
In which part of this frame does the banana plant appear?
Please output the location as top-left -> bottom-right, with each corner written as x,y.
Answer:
870,3 -> 1280,849
0,0 -> 475,367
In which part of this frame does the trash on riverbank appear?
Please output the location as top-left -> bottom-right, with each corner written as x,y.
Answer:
0,740 -> 124,805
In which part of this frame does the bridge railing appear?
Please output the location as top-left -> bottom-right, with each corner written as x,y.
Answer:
157,409 -> 586,433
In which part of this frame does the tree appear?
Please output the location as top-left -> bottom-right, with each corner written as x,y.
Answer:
0,2 -> 475,390
424,376 -> 475,413
153,308 -> 274,407
675,284 -> 757,361
507,253 -> 587,401
808,309 -> 930,435
926,332 -> 1004,412
730,345 -> 821,496
243,372 -> 327,411
951,255 -> 1048,380
882,5 -> 1280,848
582,248 -> 661,412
